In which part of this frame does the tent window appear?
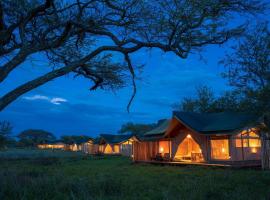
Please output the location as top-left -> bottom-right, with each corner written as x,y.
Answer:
234,130 -> 261,148
211,139 -> 230,160
114,145 -> 120,153
249,139 -> 261,147
235,139 -> 248,147
159,141 -> 170,154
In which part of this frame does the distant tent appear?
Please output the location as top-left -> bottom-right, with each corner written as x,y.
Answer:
96,134 -> 138,156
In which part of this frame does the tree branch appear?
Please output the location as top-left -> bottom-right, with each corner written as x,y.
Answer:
0,45 -> 124,111
124,53 -> 136,112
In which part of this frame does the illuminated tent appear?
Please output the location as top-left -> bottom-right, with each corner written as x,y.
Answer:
64,137 -> 92,152
81,138 -> 95,154
133,112 -> 263,166
96,134 -> 138,156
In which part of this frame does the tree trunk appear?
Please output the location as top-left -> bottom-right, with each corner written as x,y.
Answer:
0,64 -> 78,111
261,131 -> 270,170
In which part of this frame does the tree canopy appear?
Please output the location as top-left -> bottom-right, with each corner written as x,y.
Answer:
18,129 -> 56,146
174,24 -> 270,116
222,24 -> 270,115
60,135 -> 91,144
0,0 -> 265,111
118,122 -> 156,136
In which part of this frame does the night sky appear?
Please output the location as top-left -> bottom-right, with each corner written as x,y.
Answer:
3,3 -> 269,138
1,43 -> 231,138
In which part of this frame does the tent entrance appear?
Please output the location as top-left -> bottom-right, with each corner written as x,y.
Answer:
174,135 -> 204,162
104,144 -> 113,154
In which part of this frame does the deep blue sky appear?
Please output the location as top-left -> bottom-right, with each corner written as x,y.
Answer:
2,7 -> 268,138
0,44 -> 230,138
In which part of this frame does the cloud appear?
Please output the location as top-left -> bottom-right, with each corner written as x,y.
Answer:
23,95 -> 49,101
50,97 -> 67,105
23,95 -> 68,105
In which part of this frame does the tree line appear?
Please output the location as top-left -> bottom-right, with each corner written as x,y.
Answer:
0,124 -> 92,149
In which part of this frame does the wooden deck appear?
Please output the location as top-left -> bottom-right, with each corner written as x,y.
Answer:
134,160 -> 261,168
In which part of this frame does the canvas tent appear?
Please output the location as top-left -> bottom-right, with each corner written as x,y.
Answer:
64,137 -> 92,152
96,134 -> 138,156
81,138 -> 95,154
133,112 -> 264,166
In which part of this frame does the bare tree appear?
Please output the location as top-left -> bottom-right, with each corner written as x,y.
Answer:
0,0 -> 265,111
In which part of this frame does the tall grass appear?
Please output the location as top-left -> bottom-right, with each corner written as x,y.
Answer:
0,149 -> 270,200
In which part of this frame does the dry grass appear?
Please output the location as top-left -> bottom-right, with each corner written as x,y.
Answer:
0,149 -> 270,200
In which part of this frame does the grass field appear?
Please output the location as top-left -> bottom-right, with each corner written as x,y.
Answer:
0,149 -> 270,200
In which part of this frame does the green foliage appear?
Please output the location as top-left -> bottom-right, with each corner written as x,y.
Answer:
17,129 -> 56,147
178,86 -> 215,113
60,135 -> 91,144
0,0 -> 266,111
118,122 -> 156,136
0,150 -> 270,199
175,25 -> 270,116
221,24 -> 270,115
174,86 -> 233,113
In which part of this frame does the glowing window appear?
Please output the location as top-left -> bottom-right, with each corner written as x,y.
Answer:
99,145 -> 104,152
114,145 -> 120,153
211,139 -> 230,160
236,139 -> 249,147
235,130 -> 261,148
159,141 -> 170,154
249,139 -> 261,147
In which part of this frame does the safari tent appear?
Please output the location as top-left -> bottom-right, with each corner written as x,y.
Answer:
37,140 -> 65,150
64,138 -> 92,152
81,138 -> 95,154
133,112 -> 264,166
97,134 -> 138,156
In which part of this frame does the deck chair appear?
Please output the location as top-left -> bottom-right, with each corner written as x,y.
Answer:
155,153 -> 163,161
163,153 -> 171,161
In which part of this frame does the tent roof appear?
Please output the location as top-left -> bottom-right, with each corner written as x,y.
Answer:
144,119 -> 171,136
138,112 -> 260,142
100,134 -> 133,144
173,111 -> 259,134
93,137 -> 101,144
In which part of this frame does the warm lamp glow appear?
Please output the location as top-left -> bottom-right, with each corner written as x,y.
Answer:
221,148 -> 225,153
251,148 -> 257,153
187,134 -> 191,138
159,147 -> 164,153
199,149 -> 202,153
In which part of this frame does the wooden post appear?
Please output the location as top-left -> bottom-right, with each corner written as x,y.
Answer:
261,131 -> 270,170
240,132 -> 245,161
168,139 -> 171,160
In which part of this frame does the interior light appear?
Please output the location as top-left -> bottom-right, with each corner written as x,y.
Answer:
221,148 -> 225,153
187,134 -> 191,138
160,147 -> 164,153
251,148 -> 257,153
